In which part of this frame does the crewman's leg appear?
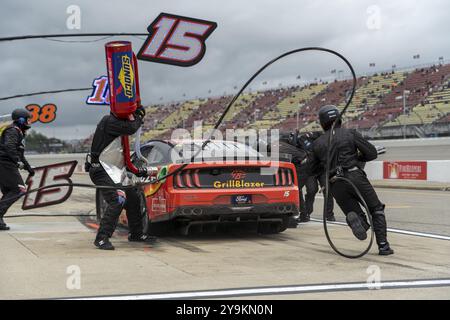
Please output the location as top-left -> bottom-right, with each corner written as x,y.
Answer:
348,170 -> 393,254
0,164 -> 27,230
304,176 -> 319,216
318,174 -> 335,220
90,167 -> 124,250
330,180 -> 368,240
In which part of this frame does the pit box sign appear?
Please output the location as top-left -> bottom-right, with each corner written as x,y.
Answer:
383,161 -> 427,180
22,161 -> 78,210
25,104 -> 57,124
137,13 -> 217,67
86,76 -> 110,105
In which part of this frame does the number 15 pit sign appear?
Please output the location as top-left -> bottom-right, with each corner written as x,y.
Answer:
137,13 -> 217,67
86,13 -> 216,105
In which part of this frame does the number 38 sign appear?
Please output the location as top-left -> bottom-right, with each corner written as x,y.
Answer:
26,104 -> 57,124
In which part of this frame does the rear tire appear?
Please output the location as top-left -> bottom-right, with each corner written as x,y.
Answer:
138,190 -> 149,235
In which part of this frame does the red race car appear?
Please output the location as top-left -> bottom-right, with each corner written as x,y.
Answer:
96,139 -> 300,235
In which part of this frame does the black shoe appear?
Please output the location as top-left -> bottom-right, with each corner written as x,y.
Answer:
94,237 -> 115,250
128,233 -> 158,243
297,214 -> 310,223
0,218 -> 9,231
346,212 -> 367,241
326,215 -> 336,222
378,242 -> 394,256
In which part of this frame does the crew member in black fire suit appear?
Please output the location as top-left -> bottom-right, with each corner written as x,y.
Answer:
277,132 -> 309,225
0,109 -> 35,230
88,106 -> 156,250
310,105 -> 394,255
296,132 -> 335,223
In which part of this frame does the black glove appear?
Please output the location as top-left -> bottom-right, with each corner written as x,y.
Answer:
135,166 -> 148,178
24,164 -> 35,177
134,107 -> 146,120
28,167 -> 35,177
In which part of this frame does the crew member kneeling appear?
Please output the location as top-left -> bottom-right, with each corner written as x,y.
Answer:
310,105 -> 394,256
88,106 -> 156,250
0,109 -> 35,230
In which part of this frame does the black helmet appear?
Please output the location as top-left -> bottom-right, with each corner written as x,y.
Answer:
288,132 -> 298,146
318,105 -> 341,130
12,108 -> 32,130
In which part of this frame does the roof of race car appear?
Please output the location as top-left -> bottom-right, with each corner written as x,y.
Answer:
143,139 -> 264,161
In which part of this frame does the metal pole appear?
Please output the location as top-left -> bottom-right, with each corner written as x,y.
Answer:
296,109 -> 299,130
403,91 -> 406,115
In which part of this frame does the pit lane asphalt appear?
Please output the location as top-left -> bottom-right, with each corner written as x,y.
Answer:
0,174 -> 449,300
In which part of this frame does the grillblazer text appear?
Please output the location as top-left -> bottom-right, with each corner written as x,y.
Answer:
213,180 -> 265,188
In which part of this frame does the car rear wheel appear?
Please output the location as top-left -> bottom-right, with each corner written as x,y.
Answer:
138,190 -> 149,235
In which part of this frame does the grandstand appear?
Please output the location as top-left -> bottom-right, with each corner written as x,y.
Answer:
351,64 -> 450,130
276,79 -> 355,132
384,75 -> 450,127
79,62 -> 450,148
339,71 -> 406,121
250,83 -> 327,129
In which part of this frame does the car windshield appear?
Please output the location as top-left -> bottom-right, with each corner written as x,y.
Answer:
172,140 -> 266,163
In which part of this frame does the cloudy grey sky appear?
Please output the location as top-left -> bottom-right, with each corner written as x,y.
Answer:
0,0 -> 449,139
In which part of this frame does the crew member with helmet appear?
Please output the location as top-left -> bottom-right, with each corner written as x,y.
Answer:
88,106 -> 156,250
0,109 -> 35,230
310,105 -> 394,255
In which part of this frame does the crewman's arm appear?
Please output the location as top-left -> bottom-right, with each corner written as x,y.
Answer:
19,145 -> 32,171
105,115 -> 143,136
353,130 -> 378,162
2,128 -> 21,164
309,144 -> 324,176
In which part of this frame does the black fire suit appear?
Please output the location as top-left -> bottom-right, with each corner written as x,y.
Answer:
0,125 -> 32,221
310,127 -> 389,246
277,141 -> 309,215
297,133 -> 334,219
89,114 -> 145,239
